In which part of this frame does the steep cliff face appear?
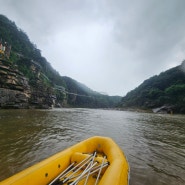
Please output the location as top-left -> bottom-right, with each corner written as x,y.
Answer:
0,59 -> 56,109
0,15 -> 121,109
0,59 -> 30,108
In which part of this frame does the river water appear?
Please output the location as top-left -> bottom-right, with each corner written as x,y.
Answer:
0,108 -> 184,185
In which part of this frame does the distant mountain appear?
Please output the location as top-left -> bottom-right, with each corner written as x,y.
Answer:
62,76 -> 121,108
119,61 -> 185,113
0,14 -> 121,108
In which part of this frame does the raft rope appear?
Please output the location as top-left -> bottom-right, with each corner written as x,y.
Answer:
48,152 -> 109,185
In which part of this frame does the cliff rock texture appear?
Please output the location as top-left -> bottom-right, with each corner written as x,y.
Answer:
0,59 -> 30,108
0,59 -> 54,109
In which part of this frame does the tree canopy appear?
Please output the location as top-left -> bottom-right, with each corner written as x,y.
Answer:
119,61 -> 185,113
0,14 -> 121,108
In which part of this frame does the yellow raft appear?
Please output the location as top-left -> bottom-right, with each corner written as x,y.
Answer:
0,136 -> 129,185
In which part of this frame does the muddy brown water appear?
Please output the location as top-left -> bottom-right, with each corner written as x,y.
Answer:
0,108 -> 184,185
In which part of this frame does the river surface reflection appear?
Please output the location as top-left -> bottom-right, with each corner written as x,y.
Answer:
0,108 -> 184,185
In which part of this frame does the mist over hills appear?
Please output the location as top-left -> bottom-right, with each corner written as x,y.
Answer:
0,14 -> 121,108
1,14 -> 185,113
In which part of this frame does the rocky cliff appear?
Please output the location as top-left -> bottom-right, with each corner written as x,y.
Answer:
0,59 -> 30,108
0,15 -> 122,109
0,59 -> 56,109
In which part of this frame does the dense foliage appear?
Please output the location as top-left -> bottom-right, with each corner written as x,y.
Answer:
120,62 -> 185,113
62,77 -> 121,108
0,15 -> 65,86
0,14 -> 121,108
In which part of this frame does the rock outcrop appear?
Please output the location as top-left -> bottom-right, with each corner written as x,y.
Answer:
0,88 -> 29,108
152,105 -> 174,114
0,59 -> 55,109
0,59 -> 30,108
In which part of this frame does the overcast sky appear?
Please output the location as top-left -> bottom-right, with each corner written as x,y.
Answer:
1,0 -> 185,96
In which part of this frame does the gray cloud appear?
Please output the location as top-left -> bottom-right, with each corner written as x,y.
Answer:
1,0 -> 185,95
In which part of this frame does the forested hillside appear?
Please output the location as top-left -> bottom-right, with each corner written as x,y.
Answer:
63,76 -> 121,108
119,61 -> 185,113
0,14 -> 121,108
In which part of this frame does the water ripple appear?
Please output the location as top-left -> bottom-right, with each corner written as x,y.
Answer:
0,109 -> 185,185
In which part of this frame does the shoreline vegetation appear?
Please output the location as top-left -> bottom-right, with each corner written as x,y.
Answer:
0,15 -> 121,110
0,14 -> 185,114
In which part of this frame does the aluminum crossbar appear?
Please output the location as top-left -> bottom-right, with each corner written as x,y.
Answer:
62,154 -> 94,184
49,152 -> 109,185
94,156 -> 106,185
69,162 -> 109,185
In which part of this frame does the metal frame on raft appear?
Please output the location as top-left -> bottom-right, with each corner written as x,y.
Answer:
0,136 -> 129,185
48,152 -> 109,185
